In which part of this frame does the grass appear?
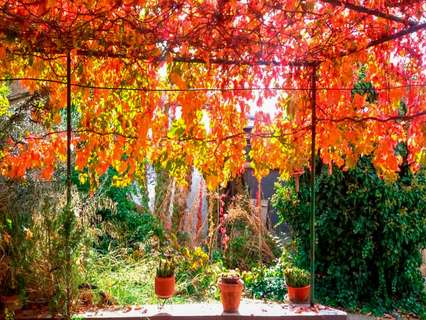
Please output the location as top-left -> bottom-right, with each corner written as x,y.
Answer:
95,260 -> 157,305
82,250 -> 205,306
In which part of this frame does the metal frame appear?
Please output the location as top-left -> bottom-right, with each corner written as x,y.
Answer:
49,3 -> 425,311
309,64 -> 318,305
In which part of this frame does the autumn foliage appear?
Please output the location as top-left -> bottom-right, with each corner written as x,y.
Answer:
0,0 -> 425,187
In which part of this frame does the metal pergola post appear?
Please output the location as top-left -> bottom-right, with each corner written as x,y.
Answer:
65,49 -> 72,318
66,51 -> 72,207
309,63 -> 318,306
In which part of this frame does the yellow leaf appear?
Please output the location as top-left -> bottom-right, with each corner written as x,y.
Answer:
79,173 -> 88,184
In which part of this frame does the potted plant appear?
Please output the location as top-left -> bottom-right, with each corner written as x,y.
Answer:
284,267 -> 310,304
218,270 -> 244,313
0,258 -> 24,313
3,307 -> 15,320
0,294 -> 22,311
155,257 -> 176,299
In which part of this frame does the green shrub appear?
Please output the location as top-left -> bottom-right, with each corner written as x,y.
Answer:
225,223 -> 259,269
73,167 -> 164,252
0,179 -> 86,315
223,195 -> 280,270
175,247 -> 225,300
273,157 -> 426,316
242,262 -> 286,301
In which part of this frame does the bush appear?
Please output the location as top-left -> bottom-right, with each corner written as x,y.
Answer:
0,178 -> 86,314
242,262 -> 286,301
223,195 -> 280,270
176,247 -> 225,300
73,167 -> 164,252
273,157 -> 426,316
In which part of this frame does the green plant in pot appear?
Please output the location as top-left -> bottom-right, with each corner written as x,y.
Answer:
218,270 -> 244,313
0,286 -> 22,313
0,264 -> 20,309
284,267 -> 310,304
0,227 -> 23,312
4,308 -> 15,320
155,257 -> 176,299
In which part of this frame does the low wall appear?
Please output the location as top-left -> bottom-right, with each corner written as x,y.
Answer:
17,302 -> 347,320
80,303 -> 347,320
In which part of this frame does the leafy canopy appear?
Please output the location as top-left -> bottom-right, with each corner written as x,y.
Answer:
0,1 -> 425,187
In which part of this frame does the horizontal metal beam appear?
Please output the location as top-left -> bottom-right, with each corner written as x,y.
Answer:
321,0 -> 417,26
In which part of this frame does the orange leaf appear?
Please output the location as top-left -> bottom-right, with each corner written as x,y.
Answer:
353,94 -> 366,109
170,72 -> 187,90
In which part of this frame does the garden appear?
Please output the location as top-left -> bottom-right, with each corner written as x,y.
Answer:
0,1 -> 426,319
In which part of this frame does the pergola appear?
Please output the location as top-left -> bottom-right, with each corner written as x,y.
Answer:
0,0 -> 425,312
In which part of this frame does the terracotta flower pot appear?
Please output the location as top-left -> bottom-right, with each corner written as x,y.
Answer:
0,295 -> 22,311
155,276 -> 175,299
218,279 -> 244,313
287,285 -> 310,304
